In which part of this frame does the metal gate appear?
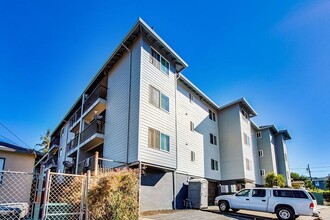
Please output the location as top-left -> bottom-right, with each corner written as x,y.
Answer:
42,171 -> 86,220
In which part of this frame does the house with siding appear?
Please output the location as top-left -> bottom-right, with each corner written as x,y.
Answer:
43,18 -> 292,211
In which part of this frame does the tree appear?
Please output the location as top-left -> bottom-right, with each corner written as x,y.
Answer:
36,129 -> 51,153
325,176 -> 330,190
290,172 -> 314,189
265,172 -> 285,188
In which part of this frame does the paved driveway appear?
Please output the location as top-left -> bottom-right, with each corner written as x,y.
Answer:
142,205 -> 330,220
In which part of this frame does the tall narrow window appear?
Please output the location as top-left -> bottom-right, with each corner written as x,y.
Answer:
150,48 -> 169,74
258,150 -> 264,157
161,57 -> 169,74
245,158 -> 252,171
243,133 -> 250,145
190,121 -> 194,132
211,159 -> 218,170
160,94 -> 169,112
0,158 -> 5,184
209,109 -> 216,121
191,151 -> 195,162
260,169 -> 266,176
256,131 -> 262,138
189,93 -> 194,102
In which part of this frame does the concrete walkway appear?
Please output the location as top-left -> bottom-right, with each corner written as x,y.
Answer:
142,205 -> 330,220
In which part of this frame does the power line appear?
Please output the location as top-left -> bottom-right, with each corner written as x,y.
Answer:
0,135 -> 20,146
0,122 -> 31,149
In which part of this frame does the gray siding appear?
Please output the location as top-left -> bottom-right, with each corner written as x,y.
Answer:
275,135 -> 291,186
103,38 -> 141,164
218,105 -> 244,181
138,38 -> 176,168
251,126 -> 261,185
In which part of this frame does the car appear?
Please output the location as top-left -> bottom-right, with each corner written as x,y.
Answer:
214,188 -> 319,220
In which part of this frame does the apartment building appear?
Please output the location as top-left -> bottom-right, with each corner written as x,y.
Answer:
44,18 -> 292,211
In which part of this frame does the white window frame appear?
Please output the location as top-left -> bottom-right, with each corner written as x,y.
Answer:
256,131 -> 262,138
241,109 -> 249,122
258,150 -> 264,157
148,127 -> 170,152
211,159 -> 218,170
189,93 -> 194,102
0,158 -> 5,184
191,151 -> 195,162
149,85 -> 169,112
245,158 -> 252,171
190,121 -> 194,132
260,169 -> 266,176
209,109 -> 216,122
210,133 -> 217,145
150,47 -> 170,75
243,133 -> 250,145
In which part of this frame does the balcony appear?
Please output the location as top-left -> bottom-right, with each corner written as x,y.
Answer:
69,107 -> 82,132
83,85 -> 107,122
67,134 -> 79,156
80,120 -> 105,151
48,137 -> 60,155
45,156 -> 58,170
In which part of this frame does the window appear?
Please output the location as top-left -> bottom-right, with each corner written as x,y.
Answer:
211,159 -> 218,170
243,133 -> 250,145
150,48 -> 169,74
190,121 -> 194,132
258,150 -> 264,157
0,158 -> 5,184
210,133 -> 217,145
191,151 -> 195,162
315,181 -> 320,187
209,109 -> 216,122
245,158 -> 252,171
256,131 -> 262,138
273,190 -> 294,198
292,191 -> 308,199
189,93 -> 194,102
61,127 -> 65,137
241,109 -> 249,121
260,169 -> 265,176
252,189 -> 266,197
236,189 -> 250,197
149,86 -> 169,112
148,128 -> 170,152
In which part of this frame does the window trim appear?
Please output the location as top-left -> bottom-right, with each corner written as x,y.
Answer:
148,127 -> 170,153
211,159 -> 219,170
260,169 -> 266,176
243,132 -> 250,145
245,158 -> 252,171
191,151 -> 195,162
256,131 -> 262,138
209,109 -> 216,122
190,121 -> 195,132
150,47 -> 170,75
210,133 -> 217,145
0,157 -> 5,184
149,85 -> 170,112
189,93 -> 194,102
258,150 -> 264,157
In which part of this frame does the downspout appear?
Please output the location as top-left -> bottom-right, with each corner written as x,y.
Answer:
122,43 -> 132,165
173,72 -> 181,209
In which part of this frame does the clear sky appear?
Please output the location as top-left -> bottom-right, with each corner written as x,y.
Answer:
0,1 -> 329,177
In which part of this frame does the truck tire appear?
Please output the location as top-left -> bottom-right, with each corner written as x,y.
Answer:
218,201 -> 229,212
276,206 -> 295,220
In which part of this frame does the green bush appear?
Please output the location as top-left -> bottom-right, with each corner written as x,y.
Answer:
265,172 -> 285,188
88,168 -> 140,220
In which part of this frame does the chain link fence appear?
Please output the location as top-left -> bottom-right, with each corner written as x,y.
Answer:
0,171 -> 38,220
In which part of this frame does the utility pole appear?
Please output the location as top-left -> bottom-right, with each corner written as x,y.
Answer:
306,164 -> 313,182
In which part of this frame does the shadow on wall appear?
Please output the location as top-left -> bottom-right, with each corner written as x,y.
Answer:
175,183 -> 188,209
141,168 -> 166,186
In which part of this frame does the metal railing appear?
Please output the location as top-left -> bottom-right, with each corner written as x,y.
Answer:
69,107 -> 82,128
83,85 -> 107,113
45,156 -> 58,169
80,120 -> 105,144
67,134 -> 79,153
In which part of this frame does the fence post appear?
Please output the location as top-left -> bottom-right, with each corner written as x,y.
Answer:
41,169 -> 51,220
85,170 -> 91,220
94,151 -> 99,176
33,165 -> 45,220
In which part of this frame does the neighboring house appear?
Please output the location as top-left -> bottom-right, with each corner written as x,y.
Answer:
0,141 -> 38,204
43,18 -> 292,211
313,176 -> 329,190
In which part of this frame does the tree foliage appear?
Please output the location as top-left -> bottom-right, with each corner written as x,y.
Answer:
326,176 -> 330,190
36,129 -> 51,153
265,172 -> 285,187
290,172 -> 314,189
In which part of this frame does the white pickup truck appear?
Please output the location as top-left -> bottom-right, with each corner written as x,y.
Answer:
214,188 -> 319,220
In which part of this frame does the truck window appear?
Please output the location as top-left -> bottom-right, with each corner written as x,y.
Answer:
236,189 -> 250,197
273,190 -> 294,198
308,192 -> 316,200
293,191 -> 308,199
252,189 -> 266,197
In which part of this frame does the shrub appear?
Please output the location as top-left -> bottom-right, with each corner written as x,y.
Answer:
88,168 -> 139,220
265,172 -> 285,188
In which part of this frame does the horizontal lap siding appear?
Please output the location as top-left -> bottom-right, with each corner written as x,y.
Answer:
138,39 -> 176,169
103,39 -> 141,164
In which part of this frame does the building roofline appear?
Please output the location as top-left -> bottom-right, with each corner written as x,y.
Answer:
259,125 -> 292,140
178,73 -> 219,109
278,129 -> 292,140
51,17 -> 188,136
0,141 -> 37,155
219,97 -> 258,117
259,124 -> 279,134
250,120 -> 259,130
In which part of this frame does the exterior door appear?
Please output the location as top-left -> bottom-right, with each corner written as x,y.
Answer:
231,189 -> 250,209
249,189 -> 268,211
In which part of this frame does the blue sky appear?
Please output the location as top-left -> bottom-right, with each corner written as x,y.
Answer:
0,1 -> 329,177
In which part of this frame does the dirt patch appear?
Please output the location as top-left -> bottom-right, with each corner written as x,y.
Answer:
141,210 -> 176,216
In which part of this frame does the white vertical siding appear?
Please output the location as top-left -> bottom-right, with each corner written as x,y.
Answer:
103,38 -> 141,164
176,82 -> 220,180
138,39 -> 176,168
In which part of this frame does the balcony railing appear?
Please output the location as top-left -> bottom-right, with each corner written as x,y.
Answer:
83,85 -> 107,113
69,107 -> 82,128
80,120 -> 105,144
45,156 -> 58,168
67,134 -> 79,152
